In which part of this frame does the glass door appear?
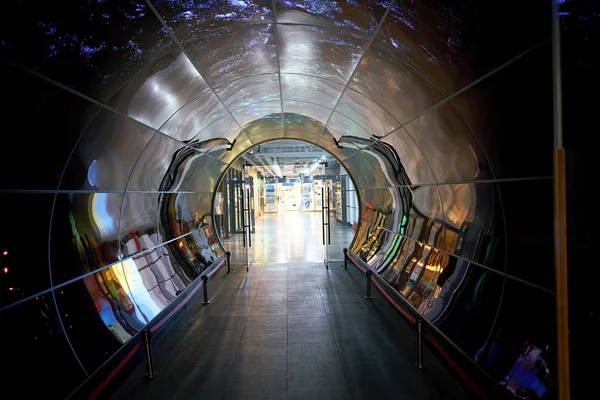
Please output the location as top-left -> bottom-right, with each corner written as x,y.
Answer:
242,163 -> 252,270
319,162 -> 330,268
328,168 -> 358,264
216,168 -> 247,266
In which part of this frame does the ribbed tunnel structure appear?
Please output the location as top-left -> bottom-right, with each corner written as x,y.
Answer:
0,1 -> 558,399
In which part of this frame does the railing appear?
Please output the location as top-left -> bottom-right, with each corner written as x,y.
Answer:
85,252 -> 229,400
343,248 -> 509,400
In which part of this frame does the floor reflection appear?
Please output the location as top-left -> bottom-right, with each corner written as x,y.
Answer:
221,211 -> 354,264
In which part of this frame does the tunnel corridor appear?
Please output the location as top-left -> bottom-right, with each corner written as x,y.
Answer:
0,1 -> 576,399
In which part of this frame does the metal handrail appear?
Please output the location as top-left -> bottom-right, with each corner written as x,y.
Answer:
343,248 -> 506,399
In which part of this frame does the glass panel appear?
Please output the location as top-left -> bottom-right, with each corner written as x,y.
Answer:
151,0 -> 273,44
376,1 -> 550,95
377,230 -> 404,277
352,189 -> 393,264
50,193 -> 122,285
325,111 -> 371,140
128,133 -> 187,192
191,115 -> 241,144
283,101 -> 332,126
119,193 -> 161,257
275,0 -> 390,38
120,230 -> 192,301
216,73 -> 281,112
160,90 -> 233,142
233,101 -> 283,129
349,44 -> 445,126
2,0 -> 175,102
475,278 -> 556,387
168,193 -> 225,268
380,128 -> 437,185
218,137 -> 254,165
328,172 -> 358,262
107,49 -> 211,131
431,261 -> 503,359
202,157 -> 229,194
164,153 -> 224,193
281,73 -> 344,109
0,63 -> 101,190
496,179 -> 554,291
358,142 -> 413,188
321,141 -> 364,163
0,294 -> 87,398
335,89 -> 400,138
278,24 -> 367,85
245,116 -> 285,142
0,194 -> 54,307
411,185 -> 446,247
401,100 -> 493,185
59,109 -> 154,191
184,25 -> 278,88
450,44 -> 553,180
414,180 -> 553,291
54,279 -> 128,373
283,128 -> 318,144
76,269 -> 146,343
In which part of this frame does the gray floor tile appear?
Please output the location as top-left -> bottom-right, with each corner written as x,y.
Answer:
172,316 -> 248,331
287,285 -> 318,294
330,325 -> 391,343
288,314 -> 330,329
343,360 -> 412,391
288,292 -> 323,302
179,345 -> 238,366
204,306 -> 252,317
327,313 -> 376,328
323,302 -> 369,316
226,364 -> 287,391
253,297 -> 288,306
287,299 -> 323,308
241,329 -> 288,346
287,388 -> 350,400
287,362 -> 348,390
221,390 -> 286,400
169,365 -> 232,393
288,343 -> 340,363
250,304 -> 288,316
337,341 -> 399,363
181,329 -> 244,346
234,345 -> 287,365
288,327 -> 334,344
254,292 -> 289,301
246,315 -> 288,330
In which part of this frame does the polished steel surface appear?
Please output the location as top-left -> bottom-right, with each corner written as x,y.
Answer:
0,1 -> 558,398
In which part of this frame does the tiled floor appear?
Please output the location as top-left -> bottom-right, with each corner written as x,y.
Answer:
111,262 -> 470,399
222,211 -> 354,264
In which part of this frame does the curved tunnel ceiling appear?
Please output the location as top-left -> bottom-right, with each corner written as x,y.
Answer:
0,1 -> 558,397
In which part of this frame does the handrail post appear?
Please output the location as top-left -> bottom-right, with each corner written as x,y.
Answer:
142,328 -> 158,379
364,270 -> 373,300
226,251 -> 231,273
202,275 -> 210,305
415,319 -> 425,369
343,248 -> 348,269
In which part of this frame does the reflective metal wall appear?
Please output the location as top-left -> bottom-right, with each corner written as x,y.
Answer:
0,0 -> 556,398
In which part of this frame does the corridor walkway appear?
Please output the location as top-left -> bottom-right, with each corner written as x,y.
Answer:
111,261 -> 470,399
222,211 -> 354,264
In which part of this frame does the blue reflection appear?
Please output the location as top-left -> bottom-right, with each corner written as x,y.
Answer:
92,193 -> 116,237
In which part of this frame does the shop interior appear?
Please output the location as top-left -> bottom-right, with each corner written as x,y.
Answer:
214,140 -> 359,263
